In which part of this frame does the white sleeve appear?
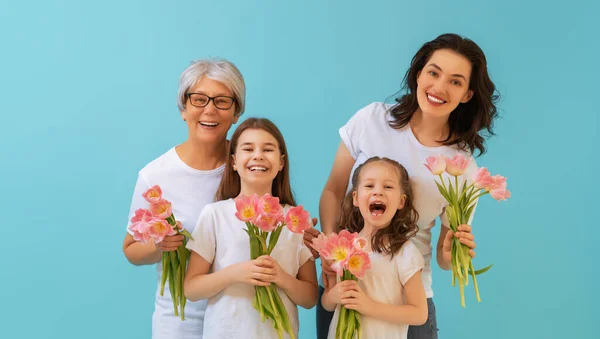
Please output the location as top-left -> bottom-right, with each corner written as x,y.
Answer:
126,172 -> 150,235
186,205 -> 217,263
338,103 -> 376,159
298,235 -> 314,265
397,242 -> 425,286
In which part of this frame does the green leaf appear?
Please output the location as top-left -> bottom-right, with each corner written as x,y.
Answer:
469,185 -> 478,200
469,264 -> 494,275
257,286 -> 275,323
167,214 -> 176,225
345,308 -> 356,338
259,288 -> 276,324
453,240 -> 463,279
435,181 -> 451,202
267,225 -> 284,255
258,286 -> 275,315
356,310 -> 362,339
456,205 -> 464,225
354,309 -> 362,336
457,182 -> 469,210
175,264 -> 182,307
160,254 -> 169,296
452,266 -> 456,287
337,305 -> 346,338
249,234 -> 260,260
460,245 -> 470,286
252,287 -> 262,321
170,250 -> 180,269
168,255 -> 177,315
271,285 -> 294,338
257,233 -> 268,255
264,285 -> 285,337
176,246 -> 186,264
445,208 -> 458,231
180,229 -> 194,241
180,258 -> 187,320
176,246 -> 189,315
448,180 -> 457,205
464,203 -> 476,223
246,222 -> 259,238
180,288 -> 186,320
466,191 -> 486,211
454,206 -> 463,228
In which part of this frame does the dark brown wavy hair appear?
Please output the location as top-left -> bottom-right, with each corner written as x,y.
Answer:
389,33 -> 500,156
339,157 -> 418,257
214,117 -> 296,206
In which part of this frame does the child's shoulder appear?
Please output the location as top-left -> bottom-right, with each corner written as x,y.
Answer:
211,198 -> 234,208
393,240 -> 425,285
395,240 -> 424,262
399,239 -> 419,253
354,102 -> 395,127
201,199 -> 235,215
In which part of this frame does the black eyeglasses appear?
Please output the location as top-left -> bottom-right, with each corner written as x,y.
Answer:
187,93 -> 236,110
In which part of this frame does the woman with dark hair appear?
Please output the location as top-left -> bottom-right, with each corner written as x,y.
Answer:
311,33 -> 500,339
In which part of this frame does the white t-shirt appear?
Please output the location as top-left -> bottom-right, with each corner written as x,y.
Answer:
126,147 -> 224,339
338,102 -> 478,298
327,241 -> 425,339
187,199 -> 313,339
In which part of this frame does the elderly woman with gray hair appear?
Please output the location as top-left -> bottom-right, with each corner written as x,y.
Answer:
122,58 -> 246,339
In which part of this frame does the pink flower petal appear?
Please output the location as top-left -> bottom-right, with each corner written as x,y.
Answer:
445,154 -> 471,176
142,185 -> 163,204
150,199 -> 172,219
424,155 -> 446,175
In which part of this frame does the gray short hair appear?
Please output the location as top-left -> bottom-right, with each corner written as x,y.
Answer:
177,58 -> 246,116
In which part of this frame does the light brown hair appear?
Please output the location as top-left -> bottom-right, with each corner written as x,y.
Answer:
215,117 -> 296,206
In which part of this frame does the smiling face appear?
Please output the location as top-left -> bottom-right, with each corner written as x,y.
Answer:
231,128 -> 284,189
416,49 -> 474,118
180,76 -> 239,145
352,161 -> 406,229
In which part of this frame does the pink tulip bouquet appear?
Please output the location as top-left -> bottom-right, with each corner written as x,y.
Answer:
312,230 -> 372,339
424,154 -> 510,307
127,185 -> 194,320
234,193 -> 313,339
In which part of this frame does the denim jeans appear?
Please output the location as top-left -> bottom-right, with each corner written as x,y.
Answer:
407,298 -> 439,339
316,286 -> 439,339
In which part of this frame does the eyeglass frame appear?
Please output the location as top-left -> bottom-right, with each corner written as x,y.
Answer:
186,92 -> 237,110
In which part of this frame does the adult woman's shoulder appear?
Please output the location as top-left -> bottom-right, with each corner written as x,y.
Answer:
352,101 -> 389,119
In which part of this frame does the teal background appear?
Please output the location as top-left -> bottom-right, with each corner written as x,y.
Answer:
1,0 -> 597,338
